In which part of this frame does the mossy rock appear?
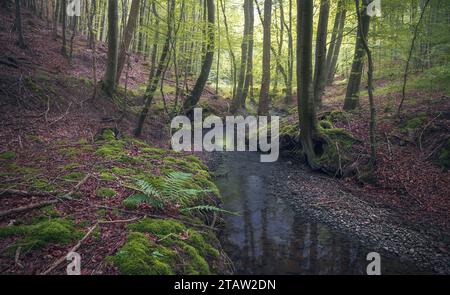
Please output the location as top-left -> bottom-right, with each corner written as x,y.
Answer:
96,187 -> 117,198
323,110 -> 349,123
0,218 -> 83,252
316,127 -> 360,176
0,151 -> 16,160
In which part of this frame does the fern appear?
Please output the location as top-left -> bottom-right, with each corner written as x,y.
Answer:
181,205 -> 239,216
123,172 -> 212,209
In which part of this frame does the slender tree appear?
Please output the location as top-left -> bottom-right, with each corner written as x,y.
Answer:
14,0 -> 26,49
135,0 -> 175,136
343,0 -> 371,110
183,0 -> 215,115
326,0 -> 347,85
313,0 -> 330,109
257,0 -> 272,116
116,0 -> 141,84
61,0 -> 68,57
102,0 -> 119,96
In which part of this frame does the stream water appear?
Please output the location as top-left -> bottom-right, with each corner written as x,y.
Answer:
214,152 -> 426,275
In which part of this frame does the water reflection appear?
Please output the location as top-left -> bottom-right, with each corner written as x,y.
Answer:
215,152 -> 425,275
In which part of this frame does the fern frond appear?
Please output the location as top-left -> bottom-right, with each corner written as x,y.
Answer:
181,205 -> 239,216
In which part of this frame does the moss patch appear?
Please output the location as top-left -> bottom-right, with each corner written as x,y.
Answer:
96,187 -> 117,198
62,172 -> 85,182
0,151 -> 16,160
110,218 -> 220,275
0,218 -> 83,251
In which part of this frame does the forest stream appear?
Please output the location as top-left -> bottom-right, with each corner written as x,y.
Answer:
213,152 -> 428,275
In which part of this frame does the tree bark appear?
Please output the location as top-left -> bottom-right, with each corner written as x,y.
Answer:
14,0 -> 26,49
313,0 -> 330,109
116,0 -> 141,84
134,0 -> 174,136
343,0 -> 371,111
257,0 -> 272,116
102,0 -> 119,96
326,0 -> 346,85
297,0 -> 318,168
183,0 -> 215,115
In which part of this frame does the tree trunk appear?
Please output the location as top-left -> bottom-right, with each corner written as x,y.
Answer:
116,0 -> 141,84
183,0 -> 215,115
326,0 -> 346,85
297,0 -> 318,168
355,0 -> 376,166
313,0 -> 330,109
61,0 -> 68,57
134,0 -> 174,137
257,0 -> 272,116
343,0 -> 371,111
102,0 -> 119,96
14,0 -> 26,49
231,0 -> 251,113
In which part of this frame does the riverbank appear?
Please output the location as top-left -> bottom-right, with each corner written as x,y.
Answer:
207,151 -> 449,275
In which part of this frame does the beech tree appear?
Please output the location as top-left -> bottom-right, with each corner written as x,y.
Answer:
297,0 -> 318,167
343,0 -> 371,110
102,0 -> 119,96
257,0 -> 272,116
183,0 -> 216,116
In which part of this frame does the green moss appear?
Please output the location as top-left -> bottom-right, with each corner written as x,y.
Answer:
62,163 -> 80,170
99,171 -> 117,181
96,187 -> 117,198
59,147 -> 82,157
184,155 -> 209,171
0,151 -> 16,160
96,143 -> 125,159
319,120 -> 333,130
62,172 -> 85,182
108,232 -> 176,275
0,218 -> 82,251
112,219 -> 219,275
324,110 -> 349,123
128,219 -> 186,237
40,205 -> 60,218
141,147 -> 168,155
111,167 -> 135,176
32,178 -> 55,191
180,244 -> 210,275
316,127 -> 360,175
401,114 -> 427,132
438,139 -> 450,171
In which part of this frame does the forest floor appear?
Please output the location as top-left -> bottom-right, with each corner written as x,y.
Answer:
0,8 -> 449,274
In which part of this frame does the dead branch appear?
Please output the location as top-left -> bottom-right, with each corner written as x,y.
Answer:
0,200 -> 58,218
0,189 -> 62,198
40,223 -> 98,275
0,174 -> 90,219
419,113 -> 442,151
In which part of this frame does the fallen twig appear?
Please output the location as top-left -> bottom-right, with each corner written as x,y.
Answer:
41,217 -> 142,275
